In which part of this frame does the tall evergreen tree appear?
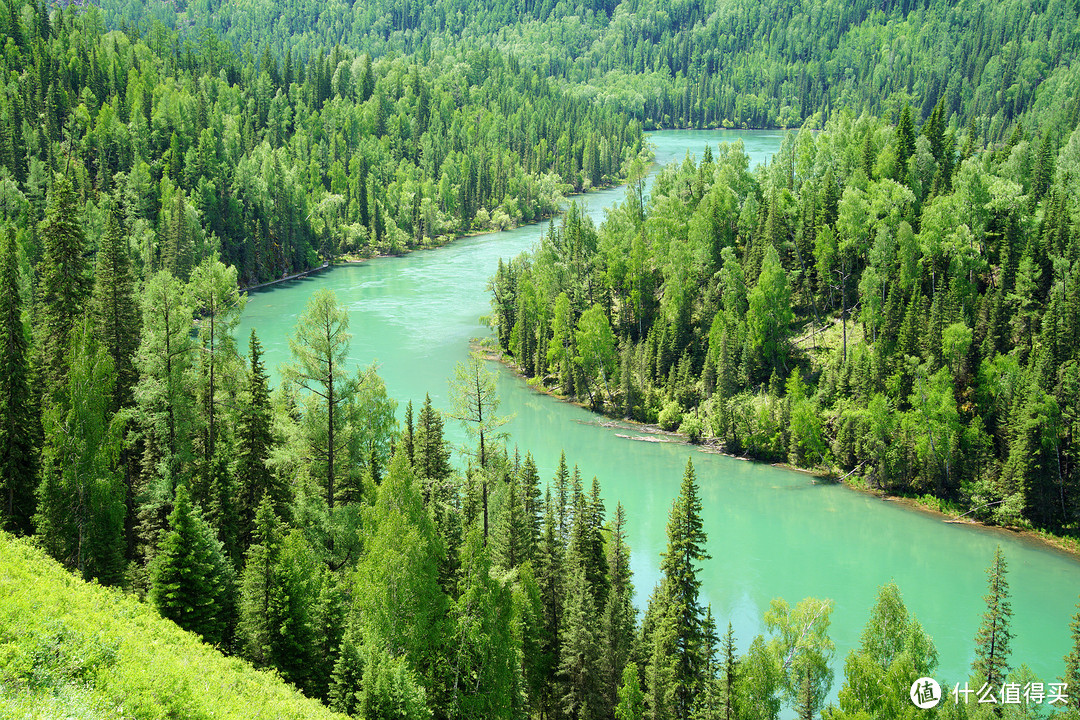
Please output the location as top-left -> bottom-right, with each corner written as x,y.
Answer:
92,209 -> 139,413
646,458 -> 712,719
235,329 -> 282,548
972,545 -> 1012,689
415,392 -> 451,489
238,493 -> 285,667
150,482 -> 237,646
0,228 -> 35,534
34,173 -> 91,406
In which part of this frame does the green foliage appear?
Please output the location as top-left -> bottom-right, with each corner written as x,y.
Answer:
0,533 -> 346,720
972,546 -> 1012,689
35,322 -> 126,586
492,108 -> 1080,536
0,228 -> 34,535
34,174 -> 91,405
150,484 -> 236,647
832,582 -> 938,720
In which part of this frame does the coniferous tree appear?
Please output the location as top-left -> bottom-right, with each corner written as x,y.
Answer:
0,228 -> 35,534
187,254 -> 246,498
235,329 -> 282,548
645,458 -> 712,719
282,288 -> 353,562
34,173 -> 91,406
972,545 -> 1012,689
602,502 -> 637,716
558,557 -> 603,720
493,466 -> 528,570
92,209 -> 139,413
415,392 -> 451,489
133,270 -> 195,564
238,493 -> 285,667
150,482 -> 236,646
536,487 -> 565,719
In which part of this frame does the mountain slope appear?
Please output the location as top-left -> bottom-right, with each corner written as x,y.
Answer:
0,533 -> 347,720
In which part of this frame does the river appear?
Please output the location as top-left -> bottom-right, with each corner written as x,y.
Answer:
236,129 -> 1080,703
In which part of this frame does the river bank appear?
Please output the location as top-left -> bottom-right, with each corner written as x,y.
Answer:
489,344 -> 1080,562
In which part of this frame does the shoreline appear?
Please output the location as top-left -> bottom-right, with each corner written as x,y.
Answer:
240,261 -> 330,293
488,348 -> 1080,562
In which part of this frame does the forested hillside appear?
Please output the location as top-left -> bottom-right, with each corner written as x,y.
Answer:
0,1 -> 644,285
491,103 -> 1080,535
99,0 -> 1080,138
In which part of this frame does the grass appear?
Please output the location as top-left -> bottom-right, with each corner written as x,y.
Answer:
0,533 -> 347,720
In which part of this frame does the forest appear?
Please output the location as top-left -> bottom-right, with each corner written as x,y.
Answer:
2,0 -> 1080,717
96,0 -> 1080,137
491,104 -> 1080,537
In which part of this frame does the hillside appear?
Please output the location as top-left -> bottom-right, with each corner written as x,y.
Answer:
98,0 -> 1080,137
0,533 -> 347,720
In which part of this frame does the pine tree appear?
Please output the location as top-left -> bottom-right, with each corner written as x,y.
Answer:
519,452 -> 542,560
238,493 -> 284,667
648,458 -> 712,719
972,545 -> 1012,689
896,104 -> 916,182
536,487 -> 565,719
92,209 -> 139,413
34,173 -> 91,406
150,482 -> 236,646
235,329 -> 282,549
602,502 -> 637,716
415,393 -> 451,489
559,558 -> 603,720
0,228 -> 35,534
493,466 -> 528,570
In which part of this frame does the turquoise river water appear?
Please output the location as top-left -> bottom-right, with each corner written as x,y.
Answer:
236,129 -> 1080,703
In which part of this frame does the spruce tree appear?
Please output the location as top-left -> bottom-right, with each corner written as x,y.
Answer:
235,329 -> 281,548
648,458 -> 711,719
34,173 -> 91,406
92,209 -> 139,413
602,502 -> 637,716
238,493 -> 284,667
493,467 -> 528,570
150,482 -> 236,646
0,228 -> 35,534
972,545 -> 1012,689
515,452 -> 540,548
415,393 -> 451,489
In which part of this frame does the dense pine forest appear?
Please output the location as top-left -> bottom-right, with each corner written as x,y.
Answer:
492,105 -> 1080,536
98,0 -> 1080,136
0,1 -> 644,285
3,0 -> 1080,717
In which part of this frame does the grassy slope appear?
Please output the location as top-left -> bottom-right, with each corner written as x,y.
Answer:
0,534 -> 346,720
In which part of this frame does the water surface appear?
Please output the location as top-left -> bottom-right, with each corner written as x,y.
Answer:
237,129 -> 1080,700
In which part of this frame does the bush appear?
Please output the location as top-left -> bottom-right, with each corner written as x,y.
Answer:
678,411 -> 705,444
658,399 -> 683,431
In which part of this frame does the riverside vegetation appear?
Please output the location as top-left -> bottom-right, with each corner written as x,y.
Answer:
3,0 -> 1080,718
